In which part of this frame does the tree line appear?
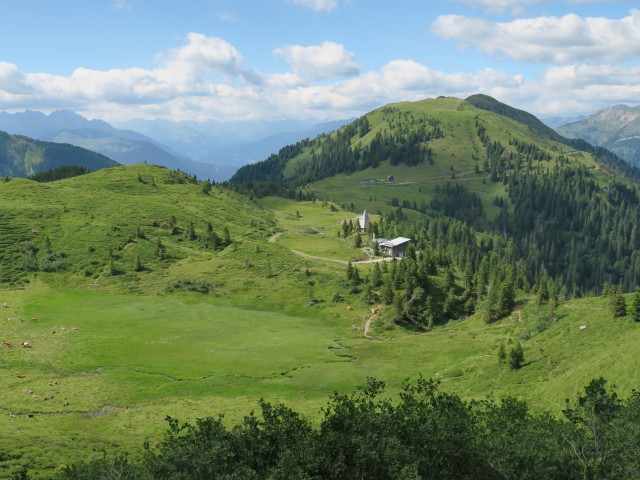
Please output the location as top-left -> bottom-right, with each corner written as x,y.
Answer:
231,110 -> 442,188
20,377 -> 640,480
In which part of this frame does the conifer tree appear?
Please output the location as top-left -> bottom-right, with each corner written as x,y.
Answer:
380,281 -> 394,305
630,287 -> 640,322
509,343 -> 524,370
354,232 -> 362,248
346,261 -> 354,283
133,252 -> 143,272
610,287 -> 627,318
155,238 -> 166,259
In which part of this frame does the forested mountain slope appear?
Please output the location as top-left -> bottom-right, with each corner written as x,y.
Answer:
0,130 -> 117,177
231,96 -> 640,294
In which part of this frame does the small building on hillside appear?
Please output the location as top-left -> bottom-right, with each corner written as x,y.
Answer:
359,209 -> 370,233
379,237 -> 411,257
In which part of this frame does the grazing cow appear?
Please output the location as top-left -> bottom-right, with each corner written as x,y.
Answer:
20,342 -> 30,348
31,317 -> 37,321
71,327 -> 78,330
346,306 -> 353,311
3,342 -> 13,348
16,375 -> 25,378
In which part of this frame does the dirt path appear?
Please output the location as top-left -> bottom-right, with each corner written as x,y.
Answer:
288,249 -> 395,265
268,232 -> 283,243
363,306 -> 381,341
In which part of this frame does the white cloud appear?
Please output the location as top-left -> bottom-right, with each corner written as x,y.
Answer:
3,32 -> 640,122
458,0 -> 620,15
272,41 -> 360,84
163,33 -> 245,80
289,0 -> 339,12
0,62 -> 34,94
432,9 -> 640,64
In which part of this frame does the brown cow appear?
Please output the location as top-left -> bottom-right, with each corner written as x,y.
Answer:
346,306 -> 353,311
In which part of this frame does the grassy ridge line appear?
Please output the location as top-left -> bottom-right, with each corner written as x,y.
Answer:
0,164 -> 277,290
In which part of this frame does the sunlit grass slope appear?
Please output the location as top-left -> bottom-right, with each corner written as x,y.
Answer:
1,280 -> 638,477
297,97 -> 601,216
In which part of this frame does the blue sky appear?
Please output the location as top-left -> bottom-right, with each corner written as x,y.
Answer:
0,0 -> 639,122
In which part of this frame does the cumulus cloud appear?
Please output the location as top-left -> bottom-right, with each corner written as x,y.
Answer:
432,9 -> 640,64
272,41 -> 361,84
3,31 -> 640,122
289,0 -> 339,12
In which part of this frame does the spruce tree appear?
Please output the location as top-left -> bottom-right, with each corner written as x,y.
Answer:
610,287 -> 627,318
630,287 -> 640,322
509,343 -> 524,370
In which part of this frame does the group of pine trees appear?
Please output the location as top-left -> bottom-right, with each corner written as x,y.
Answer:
231,109 -> 442,188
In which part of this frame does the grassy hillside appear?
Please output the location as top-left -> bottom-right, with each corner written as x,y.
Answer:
0,130 -> 117,178
2,105 -> 640,477
2,276 -> 639,477
233,96 -> 602,225
0,163 -> 273,288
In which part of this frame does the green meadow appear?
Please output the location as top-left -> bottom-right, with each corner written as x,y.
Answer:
2,277 -> 640,476
1,162 -> 639,477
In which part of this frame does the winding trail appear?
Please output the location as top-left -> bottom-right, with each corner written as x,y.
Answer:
363,306 -> 382,341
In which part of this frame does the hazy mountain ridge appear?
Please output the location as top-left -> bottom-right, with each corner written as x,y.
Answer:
0,110 -> 350,181
0,130 -> 117,177
556,105 -> 640,166
0,110 -> 227,181
116,117 -> 350,166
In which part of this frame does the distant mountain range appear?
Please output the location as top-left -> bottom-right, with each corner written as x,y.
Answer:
0,110 -> 350,181
0,129 -> 116,177
0,110 -> 230,181
541,115 -> 587,128
115,117 -> 352,170
555,105 -> 640,166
